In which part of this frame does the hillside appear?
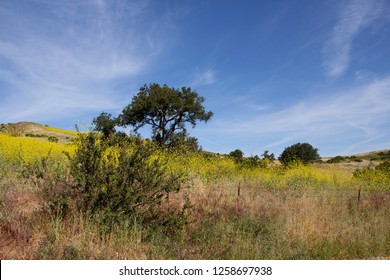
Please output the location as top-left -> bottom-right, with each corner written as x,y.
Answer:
0,122 -> 77,143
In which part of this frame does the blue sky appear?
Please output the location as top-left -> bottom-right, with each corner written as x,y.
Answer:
1,0 -> 390,157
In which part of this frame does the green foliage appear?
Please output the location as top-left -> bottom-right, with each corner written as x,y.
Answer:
229,149 -> 244,163
23,133 -> 58,143
327,156 -> 345,163
262,150 -> 275,161
168,132 -> 200,152
119,83 -> 213,145
48,136 -> 59,143
376,151 -> 390,160
328,151 -> 390,163
279,143 -> 320,165
25,133 -> 46,138
92,112 -> 118,138
375,161 -> 390,173
327,155 -> 363,164
68,133 -> 187,229
353,161 -> 390,191
349,156 -> 362,162
228,150 -> 267,169
241,155 -> 268,169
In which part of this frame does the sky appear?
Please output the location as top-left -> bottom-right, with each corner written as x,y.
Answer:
1,0 -> 390,157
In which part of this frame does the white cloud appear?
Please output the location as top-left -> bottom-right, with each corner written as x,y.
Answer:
213,74 -> 390,152
0,0 -> 171,122
322,0 -> 385,77
191,69 -> 216,87
354,70 -> 376,81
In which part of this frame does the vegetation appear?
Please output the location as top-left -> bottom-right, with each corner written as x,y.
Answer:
0,122 -> 76,143
229,149 -> 244,163
279,142 -> 320,165
92,112 -> 118,138
68,133 -> 187,230
327,151 -> 390,163
0,125 -> 389,260
119,83 -> 213,146
262,150 -> 275,161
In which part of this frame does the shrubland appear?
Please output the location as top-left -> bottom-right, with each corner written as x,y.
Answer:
0,131 -> 389,259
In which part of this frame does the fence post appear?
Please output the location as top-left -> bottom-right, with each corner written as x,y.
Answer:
357,187 -> 361,207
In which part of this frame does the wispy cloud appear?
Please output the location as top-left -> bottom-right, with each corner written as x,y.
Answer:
322,0 -> 385,77
213,74 -> 390,154
229,95 -> 269,112
0,0 -> 173,123
354,70 -> 376,81
190,69 -> 216,87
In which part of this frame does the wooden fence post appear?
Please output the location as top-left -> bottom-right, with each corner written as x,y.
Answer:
357,187 -> 361,207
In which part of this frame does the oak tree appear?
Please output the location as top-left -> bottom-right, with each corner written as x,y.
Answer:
119,83 -> 213,145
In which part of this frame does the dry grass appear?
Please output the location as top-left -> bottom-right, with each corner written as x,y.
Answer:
1,171 -> 389,259
167,178 -> 390,260
0,178 -> 151,259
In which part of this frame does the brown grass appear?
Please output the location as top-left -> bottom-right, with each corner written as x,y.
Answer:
1,170 -> 389,259
0,177 -> 150,259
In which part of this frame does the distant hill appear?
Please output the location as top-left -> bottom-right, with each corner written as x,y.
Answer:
350,149 -> 390,160
322,149 -> 390,164
0,122 -> 77,143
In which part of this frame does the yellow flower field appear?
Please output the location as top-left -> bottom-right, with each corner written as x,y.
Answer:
0,133 -> 75,164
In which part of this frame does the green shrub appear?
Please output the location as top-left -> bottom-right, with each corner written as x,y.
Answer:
378,151 -> 390,160
261,150 -> 275,162
48,136 -> 59,143
92,112 -> 118,138
279,143 -> 320,165
353,161 -> 390,191
349,156 -> 362,162
327,156 -> 345,164
68,133 -> 188,231
25,133 -> 46,138
242,155 -> 268,169
229,149 -> 244,163
168,132 -> 200,152
375,161 -> 390,173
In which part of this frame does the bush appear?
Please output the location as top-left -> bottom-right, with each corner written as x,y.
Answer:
68,133 -> 187,229
229,149 -> 244,163
349,156 -> 362,162
375,161 -> 390,173
327,156 -> 345,164
168,132 -> 200,152
261,150 -> 275,162
353,162 -> 390,192
92,112 -> 118,138
279,143 -> 320,165
242,155 -> 268,169
25,133 -> 46,138
378,151 -> 390,160
48,136 -> 59,143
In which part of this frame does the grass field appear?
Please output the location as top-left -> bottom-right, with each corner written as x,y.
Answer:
0,131 -> 389,259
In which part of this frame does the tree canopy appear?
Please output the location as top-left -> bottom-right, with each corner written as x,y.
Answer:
119,83 -> 213,145
229,149 -> 244,163
92,112 -> 117,138
279,142 -> 320,165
